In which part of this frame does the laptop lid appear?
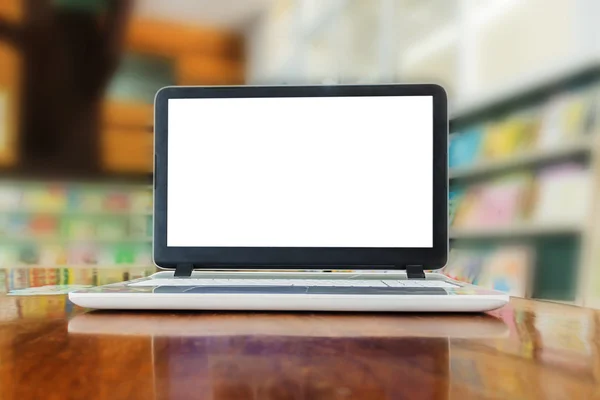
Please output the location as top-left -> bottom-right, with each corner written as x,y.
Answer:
153,84 -> 448,270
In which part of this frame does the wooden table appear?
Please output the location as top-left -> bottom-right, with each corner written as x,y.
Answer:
1,268 -> 600,399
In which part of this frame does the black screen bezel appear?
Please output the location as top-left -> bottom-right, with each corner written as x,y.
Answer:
153,84 -> 448,270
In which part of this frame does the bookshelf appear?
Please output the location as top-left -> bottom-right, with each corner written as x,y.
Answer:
0,6 -> 248,275
449,137 -> 595,180
447,62 -> 600,308
0,180 -> 154,269
447,62 -> 600,305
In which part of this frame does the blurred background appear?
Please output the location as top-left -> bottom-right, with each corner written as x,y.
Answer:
0,0 -> 599,307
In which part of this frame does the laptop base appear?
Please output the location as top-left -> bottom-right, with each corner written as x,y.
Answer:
69,271 -> 509,312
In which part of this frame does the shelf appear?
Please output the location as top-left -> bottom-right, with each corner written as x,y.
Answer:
0,236 -> 153,244
449,137 -> 595,180
0,209 -> 152,216
450,56 -> 600,125
3,264 -> 154,270
450,222 -> 583,239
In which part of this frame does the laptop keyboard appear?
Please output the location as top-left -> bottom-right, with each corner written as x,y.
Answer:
129,278 -> 459,288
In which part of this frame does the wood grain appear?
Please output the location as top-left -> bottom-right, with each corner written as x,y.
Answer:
1,269 -> 600,399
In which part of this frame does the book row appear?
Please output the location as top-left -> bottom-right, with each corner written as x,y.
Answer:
0,213 -> 152,241
450,163 -> 590,229
443,245 -> 533,297
450,86 -> 599,168
0,181 -> 152,214
0,243 -> 153,268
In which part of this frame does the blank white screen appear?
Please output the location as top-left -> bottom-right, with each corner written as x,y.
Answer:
167,96 -> 432,247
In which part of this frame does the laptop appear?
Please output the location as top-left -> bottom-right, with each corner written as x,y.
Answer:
69,84 -> 509,312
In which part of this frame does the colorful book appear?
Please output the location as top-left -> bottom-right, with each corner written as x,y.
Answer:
449,127 -> 483,168
476,245 -> 532,297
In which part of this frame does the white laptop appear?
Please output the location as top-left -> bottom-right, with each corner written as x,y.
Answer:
69,84 -> 509,312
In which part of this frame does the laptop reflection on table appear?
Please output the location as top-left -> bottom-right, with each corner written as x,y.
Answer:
69,312 -> 507,399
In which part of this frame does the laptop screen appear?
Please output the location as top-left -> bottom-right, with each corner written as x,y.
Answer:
167,96 -> 433,248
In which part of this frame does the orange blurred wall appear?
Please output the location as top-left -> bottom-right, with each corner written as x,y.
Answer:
0,0 -> 245,174
0,0 -> 21,167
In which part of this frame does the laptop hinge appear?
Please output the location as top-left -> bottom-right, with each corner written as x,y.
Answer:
174,263 -> 194,278
406,265 -> 425,279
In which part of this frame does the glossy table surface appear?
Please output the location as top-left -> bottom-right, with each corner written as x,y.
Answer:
1,268 -> 600,399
